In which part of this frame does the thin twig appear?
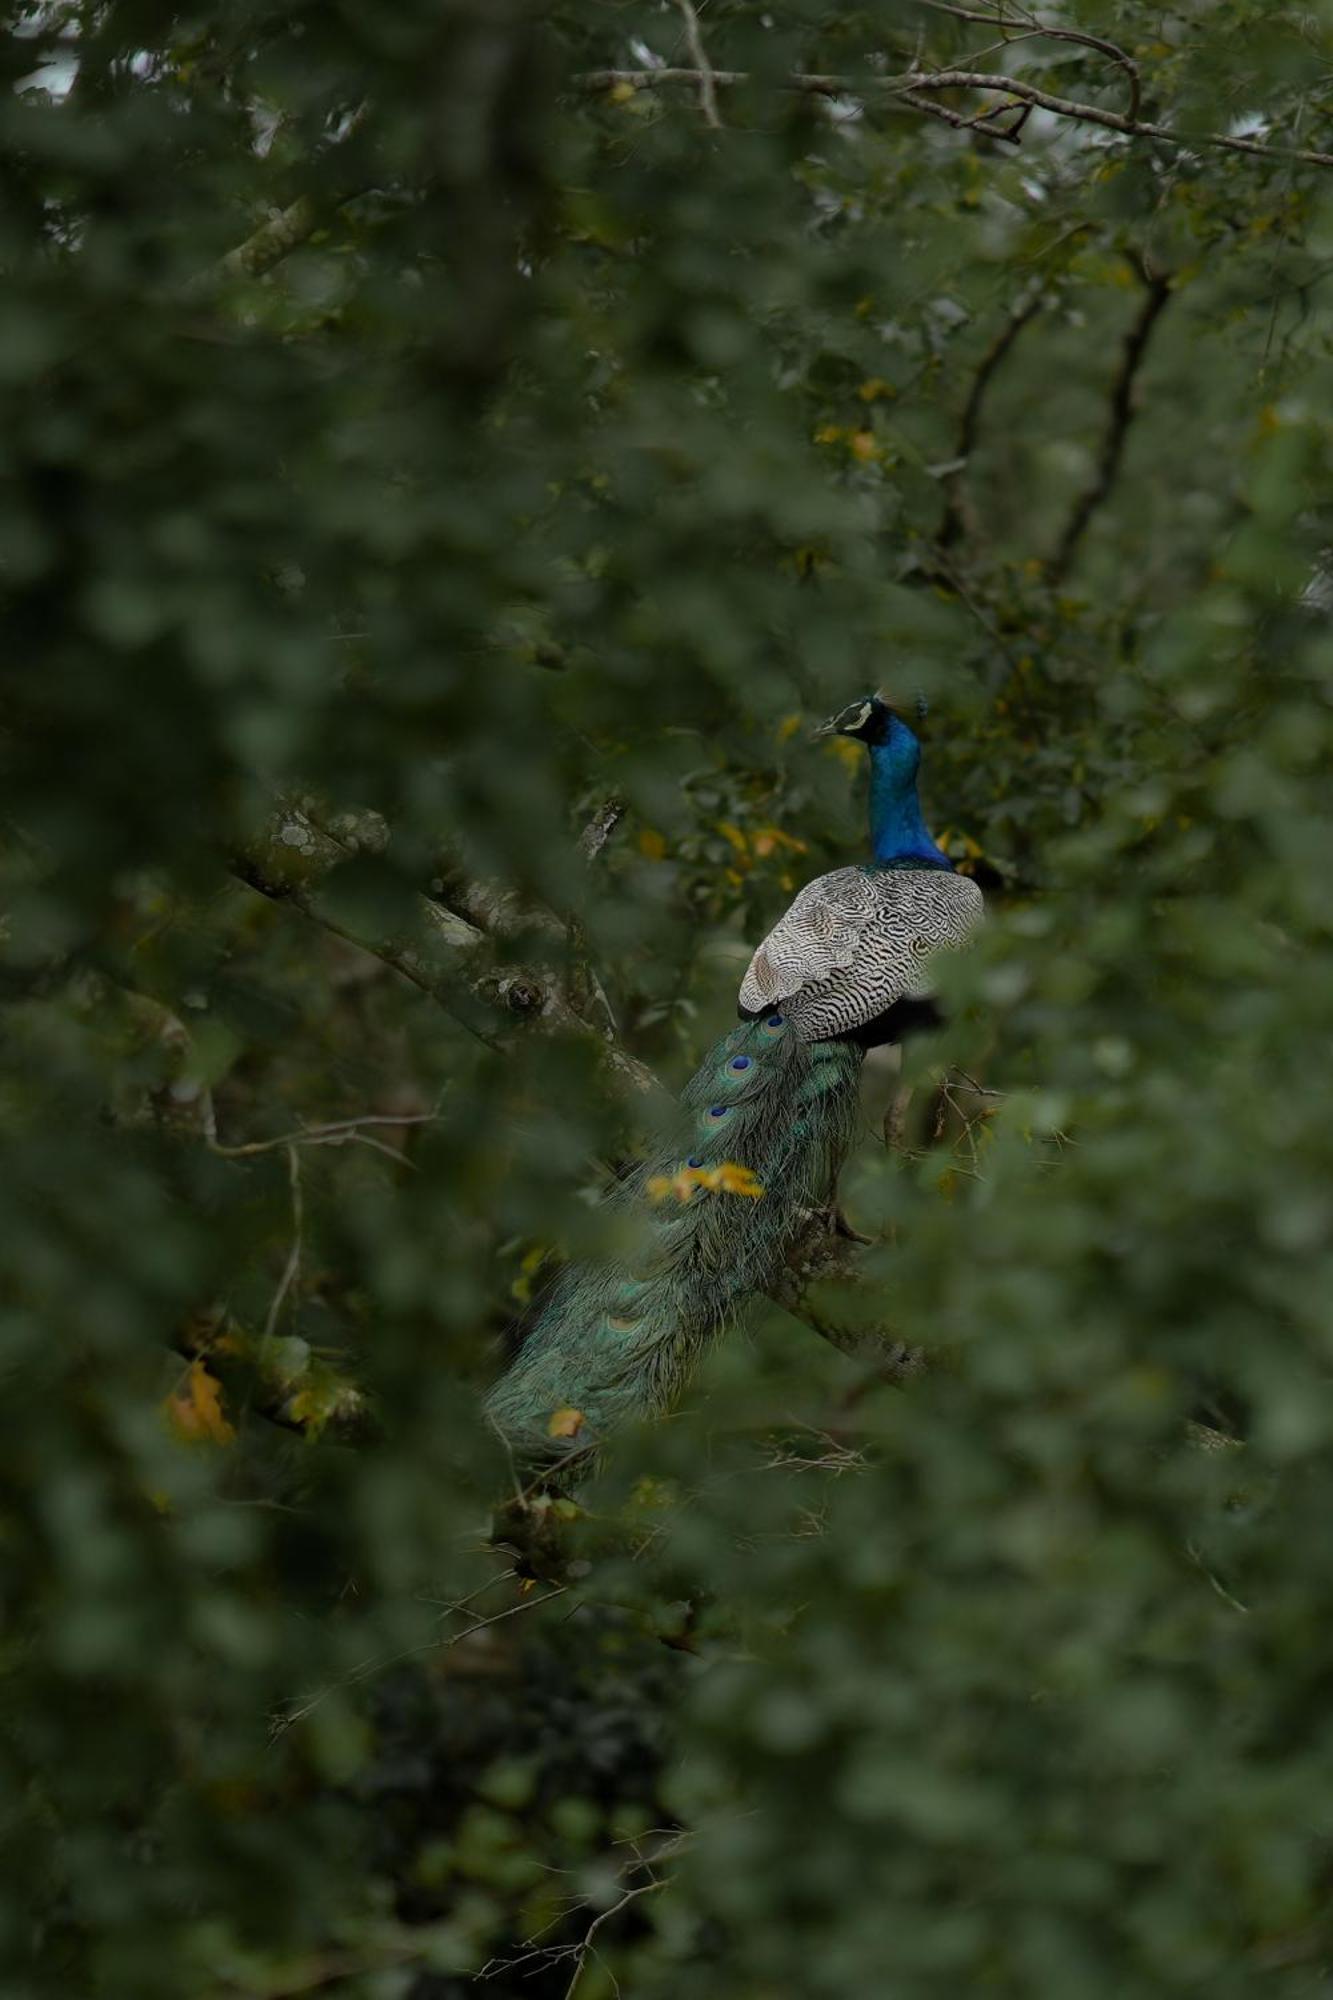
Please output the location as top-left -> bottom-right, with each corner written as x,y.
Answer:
926,543 -> 1022,670
348,1131 -> 417,1168
582,66 -> 842,97
674,0 -> 722,128
912,0 -> 1142,121
900,87 -> 1024,144
210,1111 -> 441,1159
272,1583 -> 568,1737
480,1833 -> 690,1991
263,1144 -> 304,1341
571,796 -> 629,1036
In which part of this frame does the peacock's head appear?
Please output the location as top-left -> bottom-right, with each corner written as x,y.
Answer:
815,689 -> 923,754
813,692 -> 894,744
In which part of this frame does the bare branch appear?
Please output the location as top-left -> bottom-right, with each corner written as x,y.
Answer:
208,195 -> 318,286
209,1111 -> 442,1160
912,0 -> 1142,121
262,1143 -> 304,1341
767,1214 -> 922,1384
900,87 -> 1024,145
1050,265 -> 1172,579
273,1580 -> 567,1737
581,65 -> 1333,171
567,796 -> 629,1037
936,283 -> 1047,549
674,0 -> 722,129
480,1831 -> 688,1993
582,66 -> 843,97
189,106 -> 370,294
231,805 -> 659,1094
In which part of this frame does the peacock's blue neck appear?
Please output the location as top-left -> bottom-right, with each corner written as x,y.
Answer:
868,742 -> 951,868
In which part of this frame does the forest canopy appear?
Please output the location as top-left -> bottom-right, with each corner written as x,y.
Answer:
5,2 -> 1333,1994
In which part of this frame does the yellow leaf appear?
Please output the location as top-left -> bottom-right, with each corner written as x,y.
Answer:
164,1360 -> 236,1446
717,820 -> 748,855
511,1242 -> 547,1304
776,713 -> 802,744
285,1381 -> 363,1438
849,430 -> 878,463
285,1387 -> 322,1429
712,1162 -> 765,1199
637,827 -> 667,860
814,424 -> 846,445
857,377 -> 894,402
792,545 -> 830,579
607,81 -> 637,105
548,1406 -> 586,1440
752,826 -> 806,857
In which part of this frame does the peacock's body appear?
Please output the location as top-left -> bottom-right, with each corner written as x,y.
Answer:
485,696 -> 983,1463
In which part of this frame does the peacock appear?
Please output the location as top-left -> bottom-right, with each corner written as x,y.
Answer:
485,695 -> 983,1465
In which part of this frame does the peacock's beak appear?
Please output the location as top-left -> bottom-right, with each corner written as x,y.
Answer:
810,712 -> 842,741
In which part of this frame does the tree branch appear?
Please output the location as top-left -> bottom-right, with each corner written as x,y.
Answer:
230,805 -> 659,1095
187,105 -> 369,294
206,195 -> 319,286
674,0 -> 722,129
580,66 -> 1333,171
767,1213 -> 922,1384
900,88 -> 1026,145
1050,265 -> 1172,579
936,283 -> 1047,550
911,0 -> 1142,122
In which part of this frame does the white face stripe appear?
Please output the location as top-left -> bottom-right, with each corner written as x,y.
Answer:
845,699 -> 873,734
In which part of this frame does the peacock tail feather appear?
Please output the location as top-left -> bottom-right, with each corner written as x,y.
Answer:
484,1011 -> 862,1465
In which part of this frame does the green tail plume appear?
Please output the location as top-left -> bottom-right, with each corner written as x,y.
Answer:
485,1015 -> 862,1464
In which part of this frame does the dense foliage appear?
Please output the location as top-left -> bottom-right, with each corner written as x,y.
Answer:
5,2 -> 1333,1993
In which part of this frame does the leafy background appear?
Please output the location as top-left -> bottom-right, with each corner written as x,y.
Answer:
5,1 -> 1333,1994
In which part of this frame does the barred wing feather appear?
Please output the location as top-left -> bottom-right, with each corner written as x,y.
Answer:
738,867 -> 879,1013
739,866 -> 983,1042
